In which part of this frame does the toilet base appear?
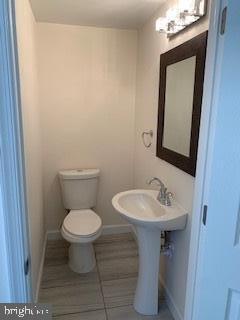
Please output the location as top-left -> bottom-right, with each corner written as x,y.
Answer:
68,242 -> 96,273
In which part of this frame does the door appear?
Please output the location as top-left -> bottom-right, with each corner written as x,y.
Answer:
192,0 -> 240,318
0,0 -> 32,301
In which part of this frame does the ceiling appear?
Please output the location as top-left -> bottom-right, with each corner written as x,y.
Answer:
29,0 -> 165,29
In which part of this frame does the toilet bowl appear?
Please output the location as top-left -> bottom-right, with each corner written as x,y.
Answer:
61,209 -> 102,273
59,169 -> 102,273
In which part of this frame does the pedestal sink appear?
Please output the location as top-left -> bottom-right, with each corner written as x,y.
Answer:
112,189 -> 187,316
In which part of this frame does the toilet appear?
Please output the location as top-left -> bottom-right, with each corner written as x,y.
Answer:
59,169 -> 102,273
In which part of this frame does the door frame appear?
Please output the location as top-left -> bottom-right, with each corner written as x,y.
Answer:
0,0 -> 32,302
0,0 -> 230,309
184,0 -> 227,318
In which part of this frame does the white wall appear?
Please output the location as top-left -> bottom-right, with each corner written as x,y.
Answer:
37,23 -> 137,230
15,0 -> 45,300
134,1 -> 209,318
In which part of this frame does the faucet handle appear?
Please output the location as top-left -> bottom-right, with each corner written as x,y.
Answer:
146,178 -> 152,185
160,186 -> 167,197
165,191 -> 173,206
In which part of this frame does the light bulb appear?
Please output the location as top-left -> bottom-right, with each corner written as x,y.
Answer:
166,8 -> 177,21
156,17 -> 167,33
198,0 -> 205,15
179,0 -> 194,13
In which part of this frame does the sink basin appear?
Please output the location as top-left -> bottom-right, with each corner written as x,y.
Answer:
112,189 -> 187,230
112,189 -> 188,316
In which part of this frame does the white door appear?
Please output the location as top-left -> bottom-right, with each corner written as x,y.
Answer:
192,0 -> 240,319
0,0 -> 32,301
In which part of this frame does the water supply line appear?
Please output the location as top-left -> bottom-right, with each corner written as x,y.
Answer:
161,231 -> 174,258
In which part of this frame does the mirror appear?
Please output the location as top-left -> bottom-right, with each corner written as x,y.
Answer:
157,32 -> 208,176
163,56 -> 196,157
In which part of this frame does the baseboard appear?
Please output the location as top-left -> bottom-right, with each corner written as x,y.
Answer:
47,229 -> 62,240
159,275 -> 184,320
35,232 -> 47,302
101,224 -> 132,235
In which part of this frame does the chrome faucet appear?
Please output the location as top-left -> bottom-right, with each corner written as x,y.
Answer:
147,177 -> 173,206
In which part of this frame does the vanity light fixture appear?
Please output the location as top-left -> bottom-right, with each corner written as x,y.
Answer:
156,0 -> 207,36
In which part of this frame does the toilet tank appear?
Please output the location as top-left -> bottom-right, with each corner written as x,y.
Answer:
59,169 -> 100,210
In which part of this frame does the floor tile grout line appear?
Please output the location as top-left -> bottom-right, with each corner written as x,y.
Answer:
52,307 -> 105,318
94,234 -> 139,319
40,281 -> 101,290
103,302 -> 134,311
96,260 -> 138,317
95,249 -> 109,320
104,308 -> 109,320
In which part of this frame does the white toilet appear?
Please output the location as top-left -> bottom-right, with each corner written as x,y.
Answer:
59,168 -> 102,273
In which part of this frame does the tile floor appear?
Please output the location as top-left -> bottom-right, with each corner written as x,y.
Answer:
39,233 -> 173,320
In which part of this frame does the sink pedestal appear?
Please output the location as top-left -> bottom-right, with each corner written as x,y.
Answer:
134,226 -> 160,315
112,189 -> 188,315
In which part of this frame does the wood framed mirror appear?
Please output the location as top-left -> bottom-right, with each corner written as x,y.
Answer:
157,31 -> 208,176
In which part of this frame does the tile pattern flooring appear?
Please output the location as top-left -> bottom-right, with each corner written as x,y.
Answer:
39,233 -> 173,320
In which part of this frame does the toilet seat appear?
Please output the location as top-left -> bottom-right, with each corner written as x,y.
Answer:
61,209 -> 102,243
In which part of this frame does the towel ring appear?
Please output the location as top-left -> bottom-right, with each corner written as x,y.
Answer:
141,130 -> 153,148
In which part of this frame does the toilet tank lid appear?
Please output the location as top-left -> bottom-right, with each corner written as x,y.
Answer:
59,169 -> 100,180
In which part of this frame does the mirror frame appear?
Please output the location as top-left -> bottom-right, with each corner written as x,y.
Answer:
157,31 -> 208,176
